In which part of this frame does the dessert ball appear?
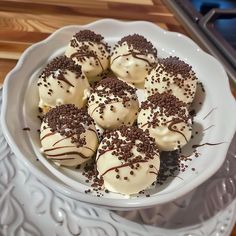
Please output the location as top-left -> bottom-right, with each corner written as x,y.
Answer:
40,104 -> 98,167
65,30 -> 110,82
138,92 -> 192,151
145,56 -> 198,105
96,126 -> 160,195
38,56 -> 90,113
88,77 -> 139,129
110,34 -> 157,85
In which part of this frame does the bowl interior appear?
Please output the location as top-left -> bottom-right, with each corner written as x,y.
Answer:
2,20 -> 236,209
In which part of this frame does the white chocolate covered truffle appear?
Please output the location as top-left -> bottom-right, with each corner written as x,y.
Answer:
40,104 -> 98,167
65,30 -> 110,82
145,56 -> 198,105
110,34 -> 157,85
88,77 -> 139,130
38,56 -> 90,113
138,92 -> 192,151
96,126 -> 160,195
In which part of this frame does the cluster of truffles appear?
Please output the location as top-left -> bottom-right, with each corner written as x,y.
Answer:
37,29 -> 198,196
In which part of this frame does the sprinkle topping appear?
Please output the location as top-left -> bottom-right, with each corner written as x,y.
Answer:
158,56 -> 194,78
118,34 -> 157,57
92,77 -> 136,96
98,126 -> 159,162
89,78 -> 138,116
43,104 -> 94,148
141,92 -> 188,118
39,55 -> 82,79
74,30 -> 104,43
140,92 -> 190,132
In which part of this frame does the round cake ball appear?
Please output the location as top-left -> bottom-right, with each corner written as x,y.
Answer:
138,92 -> 192,151
110,34 -> 157,85
38,56 -> 90,113
65,30 -> 110,82
88,77 -> 139,129
40,104 -> 98,167
145,56 -> 198,105
96,126 -> 160,195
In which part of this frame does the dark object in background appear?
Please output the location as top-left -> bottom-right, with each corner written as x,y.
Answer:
165,0 -> 236,83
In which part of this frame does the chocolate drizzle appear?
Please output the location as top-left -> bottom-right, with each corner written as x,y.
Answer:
203,107 -> 217,120
111,51 -> 155,66
111,34 -> 157,68
139,92 -> 191,140
167,119 -> 188,142
192,142 -> 224,149
70,45 -> 105,72
38,56 -> 83,93
117,34 -> 157,57
146,56 -> 198,105
40,131 -> 55,141
44,146 -> 75,152
97,126 -> 159,177
46,151 -> 89,159
68,30 -> 110,75
100,160 -> 148,177
88,77 -> 138,116
43,104 -> 95,148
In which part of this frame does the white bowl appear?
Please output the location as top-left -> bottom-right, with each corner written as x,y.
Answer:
1,19 -> 236,210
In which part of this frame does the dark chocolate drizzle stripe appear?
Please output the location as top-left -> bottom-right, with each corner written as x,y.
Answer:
88,127 -> 97,134
203,125 -> 215,132
45,145 -> 95,153
203,107 -> 217,120
51,157 -> 75,161
70,52 -> 104,72
46,151 -> 89,159
149,171 -> 158,175
44,146 -> 75,152
100,160 -> 148,177
140,119 -> 188,143
96,148 -> 115,162
52,128 -> 97,147
88,100 -> 123,116
40,132 -> 56,141
83,146 -> 95,153
52,136 -> 72,146
111,51 -> 154,66
57,72 -> 74,87
167,119 -> 188,143
192,142 -> 224,149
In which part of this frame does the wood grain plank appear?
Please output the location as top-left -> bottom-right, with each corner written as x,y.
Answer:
0,11 -> 101,33
0,0 -> 178,25
0,30 -> 49,43
101,0 -> 153,5
0,42 -> 29,59
0,58 -> 17,84
1,0 -> 109,8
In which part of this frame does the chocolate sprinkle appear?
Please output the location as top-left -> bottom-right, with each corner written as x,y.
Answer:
97,125 -> 159,163
88,77 -> 138,115
39,55 -> 82,79
43,104 -> 94,148
22,127 -> 30,131
140,92 -> 190,128
146,56 -> 198,105
158,56 -> 194,78
74,30 -> 104,43
118,34 -> 157,57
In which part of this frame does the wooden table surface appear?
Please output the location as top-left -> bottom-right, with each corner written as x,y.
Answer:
0,0 -> 235,234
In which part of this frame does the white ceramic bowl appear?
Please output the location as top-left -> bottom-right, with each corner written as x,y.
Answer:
1,19 -> 236,210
